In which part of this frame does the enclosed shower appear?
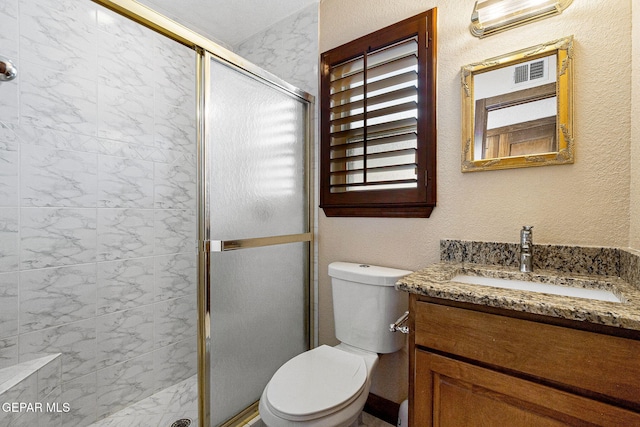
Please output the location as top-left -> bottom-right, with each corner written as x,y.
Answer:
0,0 -> 315,426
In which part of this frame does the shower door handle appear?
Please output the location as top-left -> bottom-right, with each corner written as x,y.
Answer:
204,232 -> 312,252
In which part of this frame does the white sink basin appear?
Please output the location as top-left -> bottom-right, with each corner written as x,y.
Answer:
451,274 -> 621,303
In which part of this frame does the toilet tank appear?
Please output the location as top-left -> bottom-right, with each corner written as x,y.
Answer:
328,262 -> 412,354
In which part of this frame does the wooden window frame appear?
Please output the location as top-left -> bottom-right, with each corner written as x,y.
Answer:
319,9 -> 437,218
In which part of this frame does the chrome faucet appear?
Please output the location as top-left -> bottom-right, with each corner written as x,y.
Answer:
519,226 -> 533,273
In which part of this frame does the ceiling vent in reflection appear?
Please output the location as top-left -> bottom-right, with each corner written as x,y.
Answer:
514,59 -> 546,84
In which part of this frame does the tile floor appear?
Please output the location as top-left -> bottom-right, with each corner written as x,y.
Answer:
87,375 -> 394,427
87,376 -> 198,427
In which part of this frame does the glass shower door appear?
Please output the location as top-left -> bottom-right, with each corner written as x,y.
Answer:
200,53 -> 312,426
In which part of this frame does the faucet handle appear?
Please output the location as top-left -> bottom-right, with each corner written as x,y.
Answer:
520,225 -> 533,246
520,226 -> 534,272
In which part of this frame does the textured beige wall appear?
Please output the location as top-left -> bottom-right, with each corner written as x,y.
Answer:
318,0 -> 633,403
631,3 -> 640,248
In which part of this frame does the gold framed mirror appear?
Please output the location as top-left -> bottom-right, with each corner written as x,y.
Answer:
461,36 -> 574,172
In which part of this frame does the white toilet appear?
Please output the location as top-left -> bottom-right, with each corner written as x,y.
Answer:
259,262 -> 412,427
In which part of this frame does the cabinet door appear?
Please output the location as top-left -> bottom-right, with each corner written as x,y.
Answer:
414,301 -> 640,407
414,350 -> 640,427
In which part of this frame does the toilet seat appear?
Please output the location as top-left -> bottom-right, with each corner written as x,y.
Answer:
265,345 -> 367,422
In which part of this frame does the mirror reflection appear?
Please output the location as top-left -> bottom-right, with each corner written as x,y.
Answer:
461,36 -> 574,172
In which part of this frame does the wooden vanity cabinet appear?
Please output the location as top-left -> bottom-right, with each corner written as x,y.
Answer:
409,295 -> 640,426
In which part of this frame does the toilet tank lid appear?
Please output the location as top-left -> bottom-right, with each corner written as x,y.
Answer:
328,262 -> 413,286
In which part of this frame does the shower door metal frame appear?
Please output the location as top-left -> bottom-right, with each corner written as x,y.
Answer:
89,2 -> 316,426
199,51 -> 314,427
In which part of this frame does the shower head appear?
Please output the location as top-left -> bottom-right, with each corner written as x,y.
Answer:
0,56 -> 17,82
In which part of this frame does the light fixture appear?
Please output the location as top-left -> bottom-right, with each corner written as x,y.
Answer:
470,0 -> 573,38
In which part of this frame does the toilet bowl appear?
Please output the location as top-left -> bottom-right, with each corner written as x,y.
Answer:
259,344 -> 378,427
259,262 -> 412,427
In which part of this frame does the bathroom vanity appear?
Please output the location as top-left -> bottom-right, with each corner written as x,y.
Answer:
397,241 -> 640,426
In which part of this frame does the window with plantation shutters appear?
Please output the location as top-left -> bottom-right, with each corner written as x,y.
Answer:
320,9 -> 437,218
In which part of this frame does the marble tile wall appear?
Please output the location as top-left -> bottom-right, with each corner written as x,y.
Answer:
0,0 -> 197,425
235,4 -> 319,97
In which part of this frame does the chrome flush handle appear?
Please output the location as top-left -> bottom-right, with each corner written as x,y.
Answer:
390,311 -> 410,334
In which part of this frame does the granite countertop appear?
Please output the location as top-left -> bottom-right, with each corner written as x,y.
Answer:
396,262 -> 640,331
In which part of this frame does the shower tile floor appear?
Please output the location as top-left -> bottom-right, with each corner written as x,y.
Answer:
87,375 -> 394,427
87,376 -> 198,427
